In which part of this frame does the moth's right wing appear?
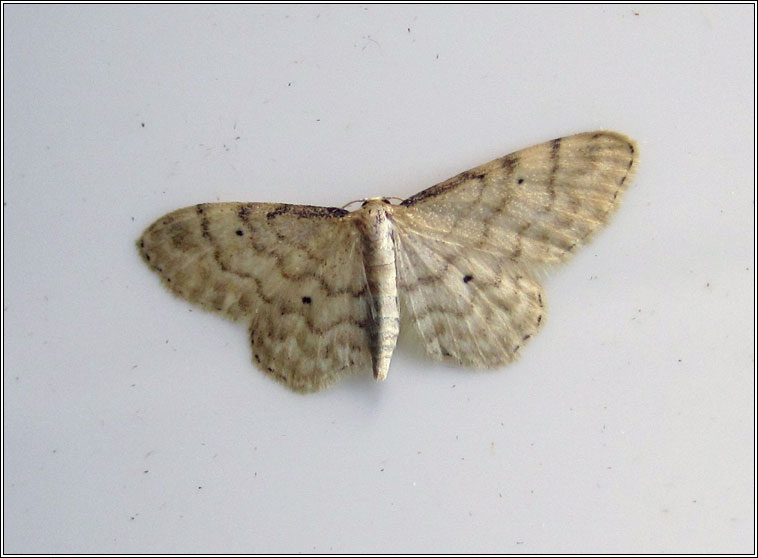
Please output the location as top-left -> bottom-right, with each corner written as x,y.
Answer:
390,131 -> 636,367
138,202 -> 371,392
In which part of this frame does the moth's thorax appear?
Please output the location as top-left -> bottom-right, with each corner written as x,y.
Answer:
357,199 -> 395,262
356,198 -> 400,382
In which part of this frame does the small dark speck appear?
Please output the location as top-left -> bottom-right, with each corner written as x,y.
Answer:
197,486 -> 202,490
463,274 -> 473,283
302,296 -> 312,304
235,229 -> 244,236
141,122 -> 145,128
143,470 -> 149,474
517,178 -> 525,184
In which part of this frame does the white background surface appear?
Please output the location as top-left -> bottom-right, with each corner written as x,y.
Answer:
3,4 -> 754,553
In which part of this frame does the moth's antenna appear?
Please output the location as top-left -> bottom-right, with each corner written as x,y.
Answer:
341,199 -> 366,210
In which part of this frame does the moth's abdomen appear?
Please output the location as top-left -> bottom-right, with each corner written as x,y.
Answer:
357,201 -> 400,381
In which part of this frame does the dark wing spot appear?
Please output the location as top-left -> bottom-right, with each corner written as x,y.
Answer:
463,274 -> 473,283
302,296 -> 312,304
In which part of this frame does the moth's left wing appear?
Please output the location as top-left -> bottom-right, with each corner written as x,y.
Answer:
138,202 -> 371,392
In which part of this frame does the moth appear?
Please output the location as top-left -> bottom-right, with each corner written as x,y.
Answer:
138,131 -> 637,392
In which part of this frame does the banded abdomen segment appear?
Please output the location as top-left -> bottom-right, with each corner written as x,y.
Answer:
357,200 -> 400,381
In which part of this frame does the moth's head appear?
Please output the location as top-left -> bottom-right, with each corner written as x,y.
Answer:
361,197 -> 395,207
357,197 -> 400,219
343,197 -> 401,213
